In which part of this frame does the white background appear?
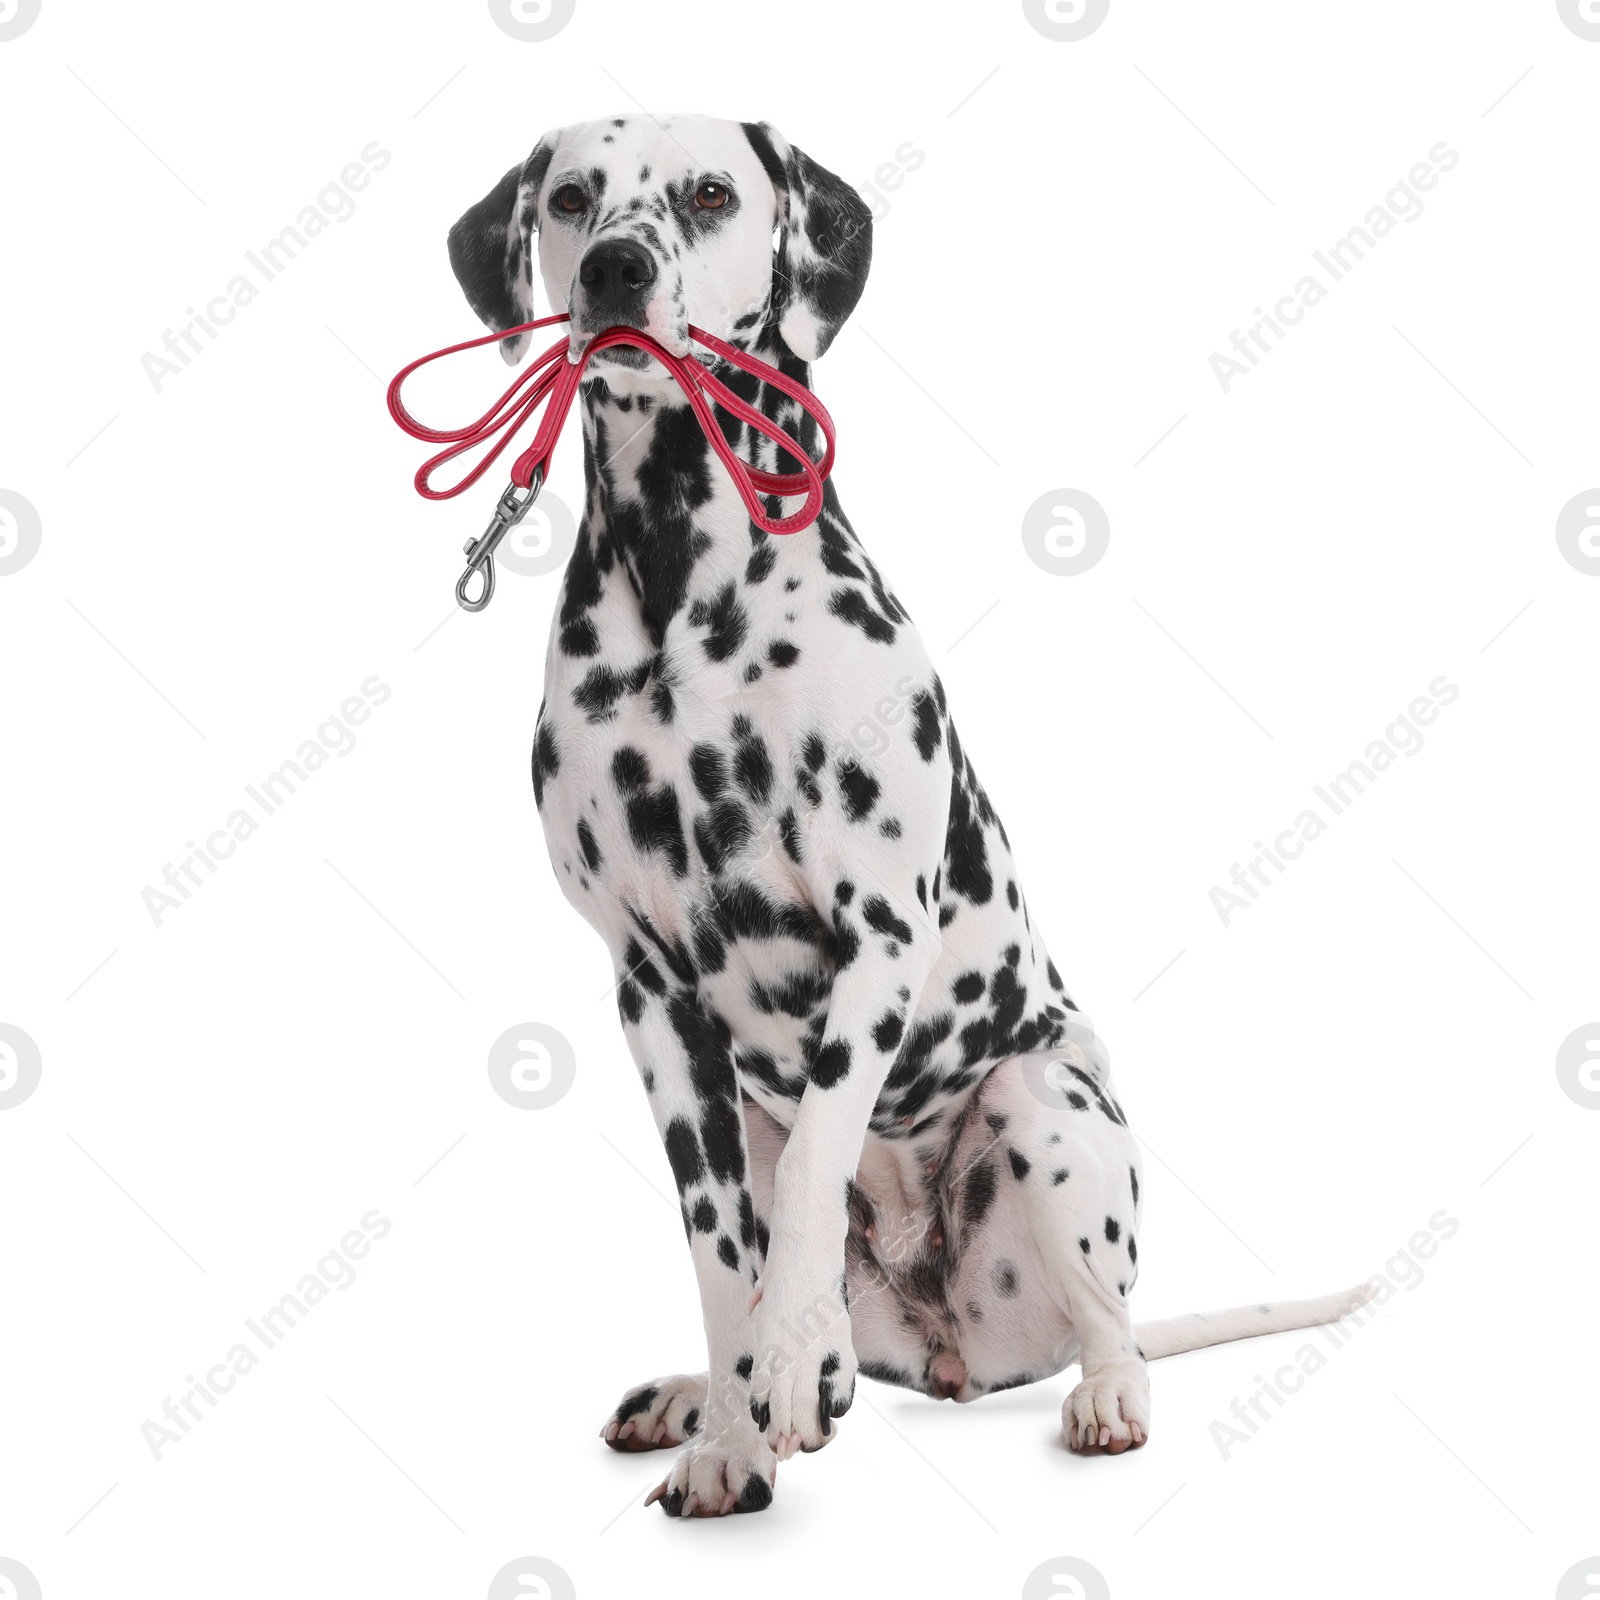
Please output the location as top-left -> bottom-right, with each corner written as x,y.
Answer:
2,2 -> 1597,1597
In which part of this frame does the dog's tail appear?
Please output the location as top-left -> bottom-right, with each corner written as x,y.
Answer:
1133,1283 -> 1374,1361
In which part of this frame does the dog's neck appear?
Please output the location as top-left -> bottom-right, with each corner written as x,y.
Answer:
574,327 -> 826,646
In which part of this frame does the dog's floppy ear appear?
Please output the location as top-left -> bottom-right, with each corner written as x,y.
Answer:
741,122 -> 872,362
447,138 -> 554,365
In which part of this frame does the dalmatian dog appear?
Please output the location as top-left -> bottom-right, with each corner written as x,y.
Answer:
448,113 -> 1369,1519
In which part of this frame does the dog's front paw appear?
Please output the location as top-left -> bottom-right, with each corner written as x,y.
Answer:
1062,1361 -> 1150,1454
643,1427 -> 777,1518
601,1373 -> 707,1451
747,1291 -> 857,1457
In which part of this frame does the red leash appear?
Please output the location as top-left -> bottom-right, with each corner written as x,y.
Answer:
388,312 -> 835,611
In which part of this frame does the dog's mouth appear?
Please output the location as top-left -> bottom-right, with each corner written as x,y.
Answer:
568,325 -> 695,385
583,344 -> 653,370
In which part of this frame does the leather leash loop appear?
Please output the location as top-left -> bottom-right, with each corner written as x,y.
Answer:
388,312 -> 835,611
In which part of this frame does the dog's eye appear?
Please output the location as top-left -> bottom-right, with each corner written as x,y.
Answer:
553,185 -> 587,215
695,181 -> 729,210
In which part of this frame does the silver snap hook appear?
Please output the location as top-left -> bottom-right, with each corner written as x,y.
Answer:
456,469 -> 544,613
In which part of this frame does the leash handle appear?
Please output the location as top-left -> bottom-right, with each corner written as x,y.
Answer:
386,314 -> 836,545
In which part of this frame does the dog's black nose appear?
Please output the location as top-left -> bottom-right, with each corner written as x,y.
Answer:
578,239 -> 657,313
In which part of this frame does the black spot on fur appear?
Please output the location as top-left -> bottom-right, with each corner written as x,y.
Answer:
910,691 -> 942,760
748,968 -> 831,1018
605,406 -> 715,644
1008,1148 -> 1031,1181
572,660 -> 651,722
714,880 -> 824,945
872,1010 -> 905,1052
745,541 -> 776,584
1105,1216 -> 1121,1244
611,746 -> 649,792
577,817 -> 603,872
735,732 -> 775,805
831,907 -> 861,969
560,615 -> 600,657
777,807 -> 802,863
962,1161 -> 998,1229
614,1386 -> 659,1423
862,895 -> 913,944
531,720 -> 559,807
810,1039 -> 852,1088
688,580 -> 749,662
627,784 -> 689,875
828,586 -> 896,643
663,1119 -> 703,1191
992,1259 -> 1019,1298
690,744 -> 727,800
737,1471 -> 772,1512
701,1097 -> 745,1185
952,971 -> 985,1004
623,939 -> 665,995
767,639 -> 799,668
837,760 -> 879,821
943,753 -> 993,903
617,979 -> 643,1025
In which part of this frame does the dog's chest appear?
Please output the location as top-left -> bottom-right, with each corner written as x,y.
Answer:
532,444 -> 1076,1140
534,540 -> 853,1102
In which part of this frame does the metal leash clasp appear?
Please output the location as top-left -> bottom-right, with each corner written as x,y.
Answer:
456,467 -> 544,612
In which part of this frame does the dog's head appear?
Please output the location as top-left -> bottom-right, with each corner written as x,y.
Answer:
448,113 -> 872,374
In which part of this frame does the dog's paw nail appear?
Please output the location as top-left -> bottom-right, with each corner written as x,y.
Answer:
652,1422 -> 668,1444
644,1480 -> 667,1507
682,1492 -> 701,1517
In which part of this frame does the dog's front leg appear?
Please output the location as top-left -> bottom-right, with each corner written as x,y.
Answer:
749,877 -> 940,1457
616,968 -> 776,1516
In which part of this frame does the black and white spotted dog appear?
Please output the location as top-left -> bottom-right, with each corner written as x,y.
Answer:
448,113 -> 1366,1519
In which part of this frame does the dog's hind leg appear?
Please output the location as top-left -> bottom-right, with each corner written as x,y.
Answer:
610,963 -> 777,1516
976,1048 -> 1150,1453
